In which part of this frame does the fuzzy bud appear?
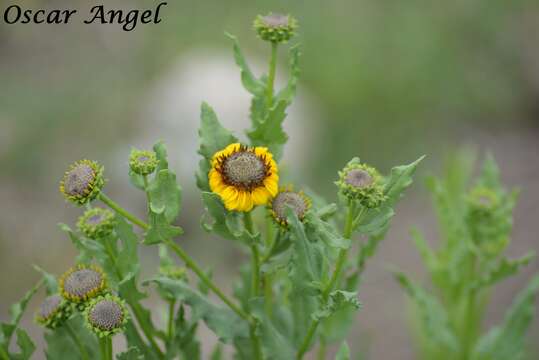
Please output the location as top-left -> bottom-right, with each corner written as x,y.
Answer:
253,13 -> 298,43
60,160 -> 105,206
84,294 -> 129,337
35,294 -> 72,329
336,158 -> 385,208
77,207 -> 116,240
129,149 -> 159,176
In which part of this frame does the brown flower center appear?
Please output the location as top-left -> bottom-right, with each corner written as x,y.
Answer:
222,151 -> 267,189
272,191 -> 308,222
345,169 -> 373,189
64,164 -> 95,196
89,300 -> 124,331
64,269 -> 102,298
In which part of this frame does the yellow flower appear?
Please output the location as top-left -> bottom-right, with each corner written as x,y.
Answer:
209,143 -> 279,212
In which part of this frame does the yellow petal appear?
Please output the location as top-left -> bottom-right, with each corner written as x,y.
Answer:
251,187 -> 270,205
264,177 -> 279,197
221,186 -> 239,202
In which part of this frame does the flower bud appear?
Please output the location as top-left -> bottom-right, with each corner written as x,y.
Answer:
60,160 -> 105,206
84,294 -> 129,337
253,13 -> 298,43
129,149 -> 159,176
77,207 -> 116,240
35,294 -> 72,329
336,158 -> 385,208
270,187 -> 311,226
59,265 -> 107,303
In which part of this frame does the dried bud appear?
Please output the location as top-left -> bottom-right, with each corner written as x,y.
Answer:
129,149 -> 159,176
253,13 -> 298,43
60,160 -> 105,205
84,294 -> 129,337
336,158 -> 385,208
77,207 -> 116,240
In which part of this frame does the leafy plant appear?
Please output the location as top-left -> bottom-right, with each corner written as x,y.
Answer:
395,153 -> 539,360
0,13 -> 424,360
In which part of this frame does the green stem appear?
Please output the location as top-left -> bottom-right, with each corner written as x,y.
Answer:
266,42 -> 278,108
65,322 -> 89,360
130,302 -> 164,358
244,212 -> 260,297
0,347 -> 9,360
98,337 -> 112,360
250,323 -> 264,360
99,193 -> 149,230
317,337 -> 327,360
296,202 -> 361,359
165,239 -> 251,322
167,300 -> 175,341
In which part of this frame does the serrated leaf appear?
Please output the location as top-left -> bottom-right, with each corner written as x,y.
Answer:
471,253 -> 535,292
305,212 -> 350,250
472,275 -> 539,360
313,290 -> 361,321
275,44 -> 301,106
196,103 -> 238,192
33,265 -> 58,295
153,141 -> 169,172
116,347 -> 144,360
45,315 -> 98,360
246,100 -> 289,161
145,277 -> 249,343
144,212 -> 183,245
166,305 -> 201,360
394,271 -> 459,353
226,33 -> 264,96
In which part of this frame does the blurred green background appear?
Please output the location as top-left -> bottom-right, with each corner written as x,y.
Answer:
1,0 -> 538,358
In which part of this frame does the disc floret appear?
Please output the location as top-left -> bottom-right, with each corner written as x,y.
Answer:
129,148 -> 159,176
254,12 -> 298,43
77,207 -> 116,240
35,294 -> 72,329
336,158 -> 385,208
84,294 -> 129,337
60,160 -> 104,206
270,187 -> 311,226
59,264 -> 107,303
209,143 -> 279,212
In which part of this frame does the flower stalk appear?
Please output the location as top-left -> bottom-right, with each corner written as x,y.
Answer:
266,42 -> 278,108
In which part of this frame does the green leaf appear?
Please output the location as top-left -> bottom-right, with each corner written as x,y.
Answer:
305,213 -> 350,250
153,141 -> 170,172
226,33 -> 264,96
335,341 -> 351,360
394,271 -> 459,353
33,265 -> 58,295
148,169 -> 182,223
472,275 -> 539,360
115,217 -> 141,280
166,305 -> 201,360
124,322 -> 154,360
210,343 -> 224,360
145,276 -> 249,343
471,253 -> 535,291
246,99 -> 289,161
45,315 -> 98,360
9,329 -> 35,360
116,347 -> 144,360
196,103 -> 238,191
275,44 -> 301,106
144,212 -> 183,245
313,290 -> 361,321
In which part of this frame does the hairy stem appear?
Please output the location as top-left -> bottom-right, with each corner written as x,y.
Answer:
266,42 -> 278,108
65,322 -> 89,360
99,193 -> 149,230
296,202 -> 361,359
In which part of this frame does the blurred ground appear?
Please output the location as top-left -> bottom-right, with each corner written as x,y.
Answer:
1,0 -> 538,359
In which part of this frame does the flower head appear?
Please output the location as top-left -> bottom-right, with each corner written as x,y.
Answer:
77,207 -> 116,240
59,265 -> 107,303
467,186 -> 499,214
254,13 -> 298,43
60,160 -> 104,205
336,158 -> 385,208
129,148 -> 159,176
270,187 -> 311,226
84,294 -> 129,337
209,143 -> 279,212
35,294 -> 72,329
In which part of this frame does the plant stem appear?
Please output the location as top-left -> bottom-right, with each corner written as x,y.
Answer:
98,337 -> 112,360
99,193 -> 149,230
65,322 -> 89,360
317,337 -> 327,360
296,202 -> 361,359
167,300 -> 175,341
0,347 -> 9,360
130,302 -> 164,358
165,239 -> 251,322
266,42 -> 278,108
250,324 -> 264,360
244,212 -> 261,297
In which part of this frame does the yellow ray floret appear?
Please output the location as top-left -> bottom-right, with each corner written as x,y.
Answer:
209,143 -> 279,212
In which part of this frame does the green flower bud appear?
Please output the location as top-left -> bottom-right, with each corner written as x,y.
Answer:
35,294 -> 73,330
59,265 -> 107,304
270,187 -> 311,226
84,294 -> 129,338
60,160 -> 105,206
253,13 -> 298,43
77,207 -> 116,240
129,149 -> 159,176
336,158 -> 385,208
